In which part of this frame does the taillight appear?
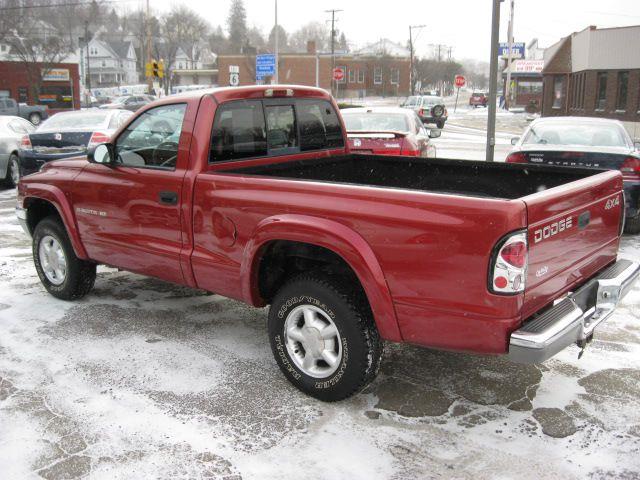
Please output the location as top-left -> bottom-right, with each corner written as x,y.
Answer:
419,108 -> 424,116
399,148 -> 421,157
20,135 -> 32,151
87,132 -> 110,150
506,152 -> 527,163
489,231 -> 528,295
620,156 -> 640,179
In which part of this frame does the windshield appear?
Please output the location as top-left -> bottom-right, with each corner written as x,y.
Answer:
404,96 -> 420,107
342,112 -> 409,132
422,97 -> 443,106
39,112 -> 110,130
523,122 -> 630,147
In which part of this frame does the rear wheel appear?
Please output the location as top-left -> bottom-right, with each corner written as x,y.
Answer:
268,272 -> 383,401
624,215 -> 640,235
33,216 -> 96,300
3,153 -> 19,187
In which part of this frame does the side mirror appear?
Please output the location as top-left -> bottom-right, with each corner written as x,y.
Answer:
511,136 -> 520,145
88,143 -> 114,165
428,129 -> 441,139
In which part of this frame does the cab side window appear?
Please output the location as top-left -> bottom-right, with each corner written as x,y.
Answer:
115,103 -> 186,170
297,99 -> 344,151
210,100 -> 267,162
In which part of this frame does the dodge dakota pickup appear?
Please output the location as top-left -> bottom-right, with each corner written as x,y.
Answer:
16,85 -> 639,401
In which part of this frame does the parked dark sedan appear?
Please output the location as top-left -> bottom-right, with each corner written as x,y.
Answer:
507,116 -> 640,234
99,95 -> 155,112
17,109 -> 133,179
342,107 -> 440,158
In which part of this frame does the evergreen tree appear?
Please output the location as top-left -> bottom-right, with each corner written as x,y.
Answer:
227,0 -> 247,54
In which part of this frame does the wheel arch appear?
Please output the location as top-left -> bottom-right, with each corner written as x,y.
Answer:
23,188 -> 88,259
242,214 -> 402,342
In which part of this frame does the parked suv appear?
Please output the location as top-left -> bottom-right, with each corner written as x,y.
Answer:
402,95 -> 447,129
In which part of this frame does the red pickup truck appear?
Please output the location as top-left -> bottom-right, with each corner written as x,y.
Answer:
16,86 -> 639,401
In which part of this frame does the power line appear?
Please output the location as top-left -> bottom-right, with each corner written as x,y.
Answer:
0,0 -> 127,11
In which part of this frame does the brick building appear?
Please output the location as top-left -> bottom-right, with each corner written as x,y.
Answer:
0,61 -> 81,112
542,25 -> 640,130
217,41 -> 410,98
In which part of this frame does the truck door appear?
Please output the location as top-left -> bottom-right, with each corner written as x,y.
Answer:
72,102 -> 192,284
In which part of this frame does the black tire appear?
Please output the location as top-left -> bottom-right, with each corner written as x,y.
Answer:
3,153 -> 19,188
431,105 -> 444,118
268,272 -> 383,402
29,112 -> 42,125
33,216 -> 96,300
436,120 -> 445,129
624,215 -> 640,235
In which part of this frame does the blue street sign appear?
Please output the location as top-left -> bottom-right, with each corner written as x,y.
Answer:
498,42 -> 525,59
256,54 -> 276,80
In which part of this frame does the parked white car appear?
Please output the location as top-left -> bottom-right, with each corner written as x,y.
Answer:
0,115 -> 35,187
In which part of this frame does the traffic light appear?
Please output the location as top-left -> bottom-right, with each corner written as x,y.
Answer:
157,60 -> 164,79
152,60 -> 159,78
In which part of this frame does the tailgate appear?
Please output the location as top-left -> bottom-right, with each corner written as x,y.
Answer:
522,170 -> 624,318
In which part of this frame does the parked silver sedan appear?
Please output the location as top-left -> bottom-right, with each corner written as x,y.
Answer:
0,116 -> 35,187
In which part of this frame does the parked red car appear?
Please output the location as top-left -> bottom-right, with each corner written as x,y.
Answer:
469,91 -> 488,108
341,107 -> 440,157
16,85 -> 639,401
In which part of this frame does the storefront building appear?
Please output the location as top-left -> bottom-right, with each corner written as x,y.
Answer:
0,61 -> 81,112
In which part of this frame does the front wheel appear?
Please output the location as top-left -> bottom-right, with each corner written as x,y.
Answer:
268,272 -> 383,401
33,216 -> 96,300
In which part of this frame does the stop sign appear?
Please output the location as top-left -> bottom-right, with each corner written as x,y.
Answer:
333,67 -> 344,81
454,74 -> 466,88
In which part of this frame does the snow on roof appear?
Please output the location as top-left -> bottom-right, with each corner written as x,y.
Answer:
353,39 -> 410,57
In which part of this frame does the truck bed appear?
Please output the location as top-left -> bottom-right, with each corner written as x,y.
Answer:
226,155 -> 598,199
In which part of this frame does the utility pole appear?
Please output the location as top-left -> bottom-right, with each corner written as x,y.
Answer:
409,25 -> 426,96
84,21 -> 91,97
504,0 -> 515,110
274,0 -> 279,84
325,9 -> 342,96
146,0 -> 153,95
486,0 -> 503,162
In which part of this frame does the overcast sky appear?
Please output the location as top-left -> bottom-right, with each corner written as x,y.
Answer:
148,0 -> 640,61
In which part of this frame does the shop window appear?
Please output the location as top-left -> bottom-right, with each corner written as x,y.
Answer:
348,69 -> 355,83
358,69 -> 364,83
552,76 -> 564,109
38,85 -> 74,109
616,71 -> 628,112
595,72 -> 607,110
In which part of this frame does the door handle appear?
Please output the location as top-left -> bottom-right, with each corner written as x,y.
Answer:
159,191 -> 178,205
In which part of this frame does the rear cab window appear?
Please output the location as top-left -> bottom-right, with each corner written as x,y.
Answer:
209,97 -> 344,163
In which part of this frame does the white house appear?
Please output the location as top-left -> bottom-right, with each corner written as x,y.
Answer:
79,38 -> 137,87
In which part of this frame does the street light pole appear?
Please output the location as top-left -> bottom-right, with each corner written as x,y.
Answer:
274,0 -> 279,84
486,0 -> 503,162
409,25 -> 425,96
505,0 -> 515,110
146,0 -> 153,95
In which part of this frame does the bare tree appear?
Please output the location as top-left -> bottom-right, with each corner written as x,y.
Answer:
0,0 -> 76,103
289,22 -> 330,52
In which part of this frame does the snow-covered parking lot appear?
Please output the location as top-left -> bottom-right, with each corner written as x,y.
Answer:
1,184 -> 639,480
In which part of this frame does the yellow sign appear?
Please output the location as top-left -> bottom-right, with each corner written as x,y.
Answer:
145,60 -> 165,79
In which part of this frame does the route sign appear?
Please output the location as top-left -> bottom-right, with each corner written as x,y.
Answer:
229,65 -> 239,86
256,54 -> 276,81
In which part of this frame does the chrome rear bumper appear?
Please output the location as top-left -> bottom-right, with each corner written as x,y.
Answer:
509,259 -> 640,364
